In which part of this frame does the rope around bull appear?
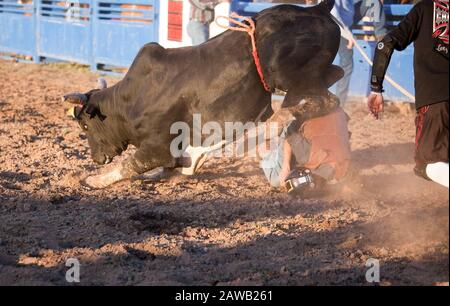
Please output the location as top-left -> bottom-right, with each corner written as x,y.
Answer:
215,13 -> 271,92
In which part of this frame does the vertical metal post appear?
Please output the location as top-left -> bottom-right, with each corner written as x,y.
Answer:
90,0 -> 98,71
33,0 -> 42,63
153,0 -> 160,43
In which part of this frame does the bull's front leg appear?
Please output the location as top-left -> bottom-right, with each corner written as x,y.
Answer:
82,157 -> 141,189
82,143 -> 175,189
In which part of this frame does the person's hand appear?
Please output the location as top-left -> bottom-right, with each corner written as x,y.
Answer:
279,139 -> 292,187
367,92 -> 384,119
279,166 -> 291,188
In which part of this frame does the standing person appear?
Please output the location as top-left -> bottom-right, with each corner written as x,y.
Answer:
333,0 -> 388,105
332,0 -> 355,104
187,0 -> 229,45
367,0 -> 449,187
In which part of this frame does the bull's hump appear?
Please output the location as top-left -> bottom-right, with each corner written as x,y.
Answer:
318,0 -> 335,13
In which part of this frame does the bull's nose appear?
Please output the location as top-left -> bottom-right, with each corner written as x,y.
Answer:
93,154 -> 106,165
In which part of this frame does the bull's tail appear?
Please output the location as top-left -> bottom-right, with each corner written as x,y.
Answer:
317,0 -> 335,13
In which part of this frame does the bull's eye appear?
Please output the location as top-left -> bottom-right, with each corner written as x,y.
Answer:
78,120 -> 88,131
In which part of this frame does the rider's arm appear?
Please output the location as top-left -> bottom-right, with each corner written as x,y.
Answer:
370,1 -> 424,93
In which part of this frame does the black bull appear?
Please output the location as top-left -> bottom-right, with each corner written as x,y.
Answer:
63,2 -> 344,188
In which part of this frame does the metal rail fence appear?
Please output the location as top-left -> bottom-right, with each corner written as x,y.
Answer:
0,0 -> 159,70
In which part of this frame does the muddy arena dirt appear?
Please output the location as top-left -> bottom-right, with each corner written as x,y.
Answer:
0,60 -> 448,285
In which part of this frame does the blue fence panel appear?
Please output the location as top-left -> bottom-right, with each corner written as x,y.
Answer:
231,1 -> 415,102
0,0 -> 37,59
36,0 -> 92,64
92,0 -> 159,68
342,41 -> 375,98
381,45 -> 414,101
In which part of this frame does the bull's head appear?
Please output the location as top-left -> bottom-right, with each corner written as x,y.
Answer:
63,79 -> 127,165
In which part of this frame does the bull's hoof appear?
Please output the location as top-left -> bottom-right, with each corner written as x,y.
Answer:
131,167 -> 164,183
176,141 -> 226,176
81,176 -> 107,189
81,167 -> 127,189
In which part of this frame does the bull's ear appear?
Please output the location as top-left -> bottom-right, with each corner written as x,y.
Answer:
85,104 -> 106,121
97,78 -> 107,89
62,93 -> 87,105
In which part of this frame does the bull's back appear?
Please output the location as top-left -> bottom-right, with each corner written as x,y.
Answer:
255,4 -> 340,91
126,36 -> 269,146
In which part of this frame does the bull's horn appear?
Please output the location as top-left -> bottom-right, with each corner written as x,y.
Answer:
66,106 -> 77,118
62,93 -> 87,105
97,78 -> 107,89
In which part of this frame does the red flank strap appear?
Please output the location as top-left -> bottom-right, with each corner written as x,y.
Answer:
215,13 -> 271,92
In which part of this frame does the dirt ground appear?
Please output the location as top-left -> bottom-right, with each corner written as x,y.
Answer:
0,59 -> 448,286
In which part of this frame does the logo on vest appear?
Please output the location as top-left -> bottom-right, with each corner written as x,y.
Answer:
433,0 -> 449,45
